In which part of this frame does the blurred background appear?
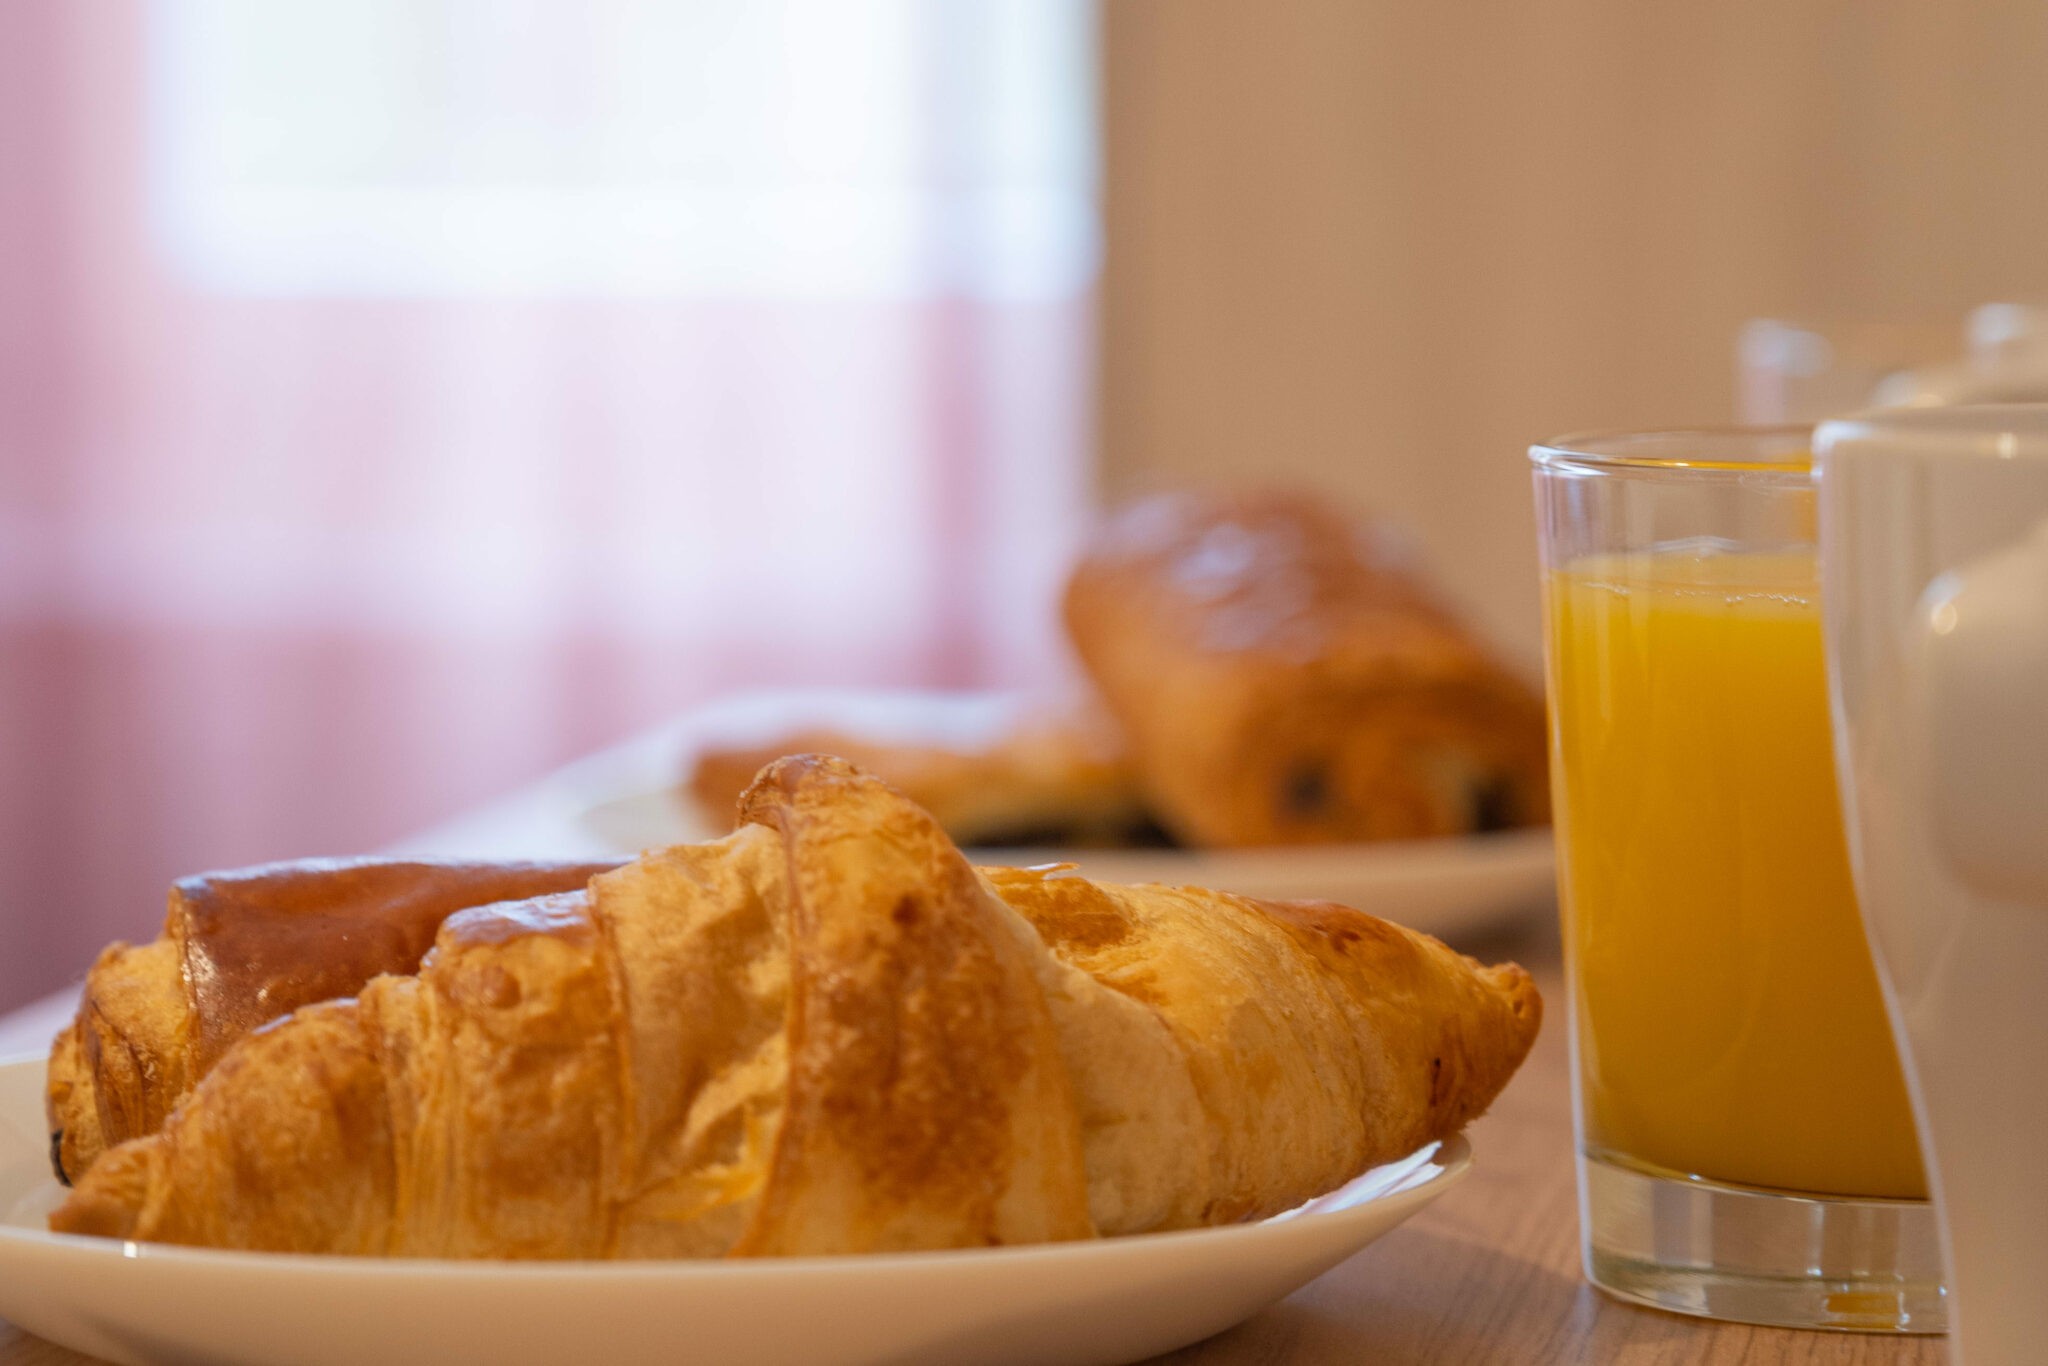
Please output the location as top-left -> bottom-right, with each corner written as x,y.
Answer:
6,0 -> 2048,1014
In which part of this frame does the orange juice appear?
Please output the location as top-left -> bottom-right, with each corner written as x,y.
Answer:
1545,550 -> 1926,1198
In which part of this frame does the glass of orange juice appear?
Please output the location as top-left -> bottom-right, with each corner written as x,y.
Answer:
1531,428 -> 1945,1333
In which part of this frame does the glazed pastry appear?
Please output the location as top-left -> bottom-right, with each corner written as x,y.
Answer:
686,703 -> 1158,848
1063,492 -> 1551,847
52,756 -> 1539,1257
47,858 -> 618,1183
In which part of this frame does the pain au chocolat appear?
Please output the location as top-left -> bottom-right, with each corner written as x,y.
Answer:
1064,491 -> 1550,847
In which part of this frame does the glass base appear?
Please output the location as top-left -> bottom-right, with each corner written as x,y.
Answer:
1580,1149 -> 1947,1333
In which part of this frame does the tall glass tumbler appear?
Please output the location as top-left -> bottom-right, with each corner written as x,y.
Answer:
1531,428 -> 1945,1332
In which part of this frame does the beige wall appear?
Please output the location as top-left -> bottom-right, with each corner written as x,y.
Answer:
1099,0 -> 2048,663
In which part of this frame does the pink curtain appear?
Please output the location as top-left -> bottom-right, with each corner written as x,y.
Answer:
0,0 -> 1095,1011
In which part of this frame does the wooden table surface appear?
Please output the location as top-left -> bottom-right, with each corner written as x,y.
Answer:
0,920 -> 1947,1366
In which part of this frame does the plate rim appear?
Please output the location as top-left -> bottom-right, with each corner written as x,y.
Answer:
581,782 -> 1557,873
0,1055 -> 1471,1280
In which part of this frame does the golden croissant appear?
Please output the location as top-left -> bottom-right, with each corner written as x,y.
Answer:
51,755 -> 1539,1257
47,858 -> 617,1183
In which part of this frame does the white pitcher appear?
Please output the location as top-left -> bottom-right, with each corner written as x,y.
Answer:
1817,406 -> 2048,1366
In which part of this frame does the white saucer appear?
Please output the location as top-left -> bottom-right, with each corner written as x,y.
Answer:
398,689 -> 1556,945
0,1056 -> 1468,1366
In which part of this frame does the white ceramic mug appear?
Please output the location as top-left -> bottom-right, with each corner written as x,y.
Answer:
1817,406 -> 2048,1366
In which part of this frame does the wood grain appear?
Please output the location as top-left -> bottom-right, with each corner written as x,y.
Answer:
0,923 -> 1946,1365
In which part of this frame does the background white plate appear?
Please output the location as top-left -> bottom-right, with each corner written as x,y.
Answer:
398,689 -> 1557,944
0,1056 -> 1469,1366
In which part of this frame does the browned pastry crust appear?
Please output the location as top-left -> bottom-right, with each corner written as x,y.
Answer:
1063,491 -> 1551,847
986,869 -> 1539,1226
46,858 -> 618,1184
52,756 -> 1539,1257
686,704 -> 1152,848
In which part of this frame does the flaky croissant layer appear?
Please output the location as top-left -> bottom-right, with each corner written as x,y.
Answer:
52,756 -> 1539,1257
48,857 -> 620,1183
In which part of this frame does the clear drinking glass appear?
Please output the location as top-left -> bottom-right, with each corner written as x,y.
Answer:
1734,317 -> 1960,423
1530,428 -> 1946,1333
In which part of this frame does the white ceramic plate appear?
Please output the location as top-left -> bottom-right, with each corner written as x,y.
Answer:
0,1057 -> 1468,1366
399,690 -> 1557,944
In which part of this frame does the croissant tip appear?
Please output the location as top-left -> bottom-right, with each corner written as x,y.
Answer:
736,753 -> 875,829
1492,961 -> 1543,1026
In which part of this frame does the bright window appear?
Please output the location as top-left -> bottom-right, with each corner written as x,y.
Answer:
148,0 -> 1097,298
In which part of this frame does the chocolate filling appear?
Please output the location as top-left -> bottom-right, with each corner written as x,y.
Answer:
968,812 -> 1182,851
1282,762 -> 1332,817
1469,775 -> 1519,834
